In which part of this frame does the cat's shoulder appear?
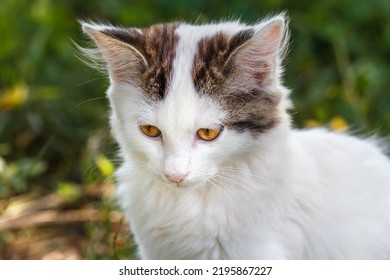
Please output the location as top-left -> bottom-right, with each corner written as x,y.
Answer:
292,128 -> 388,160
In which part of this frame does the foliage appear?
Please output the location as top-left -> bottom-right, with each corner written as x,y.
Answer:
0,0 -> 389,259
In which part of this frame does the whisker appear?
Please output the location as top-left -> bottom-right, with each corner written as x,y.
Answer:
209,166 -> 266,201
209,173 -> 250,200
75,77 -> 104,87
76,97 -> 107,108
219,165 -> 268,182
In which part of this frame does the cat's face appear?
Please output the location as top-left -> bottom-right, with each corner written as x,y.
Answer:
82,15 -> 290,188
108,80 -> 257,187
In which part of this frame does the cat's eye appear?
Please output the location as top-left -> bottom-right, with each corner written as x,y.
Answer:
139,124 -> 161,138
197,126 -> 223,141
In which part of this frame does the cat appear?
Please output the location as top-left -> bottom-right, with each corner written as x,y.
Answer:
80,13 -> 390,259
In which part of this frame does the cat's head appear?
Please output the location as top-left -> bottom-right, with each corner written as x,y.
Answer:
81,14 -> 291,188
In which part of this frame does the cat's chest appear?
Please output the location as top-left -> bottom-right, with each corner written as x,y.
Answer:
128,183 -> 265,259
136,201 -> 281,259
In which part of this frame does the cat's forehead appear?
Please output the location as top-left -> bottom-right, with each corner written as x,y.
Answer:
154,23 -> 253,128
133,22 -> 254,101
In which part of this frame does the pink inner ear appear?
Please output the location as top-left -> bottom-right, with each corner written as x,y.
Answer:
101,42 -> 142,83
263,24 -> 283,55
228,20 -> 284,87
250,21 -> 284,59
269,24 -> 282,38
231,47 -> 275,87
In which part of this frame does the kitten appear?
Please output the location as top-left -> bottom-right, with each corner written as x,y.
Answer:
81,14 -> 390,259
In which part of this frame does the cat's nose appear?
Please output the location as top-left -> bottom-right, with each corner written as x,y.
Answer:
164,172 -> 188,184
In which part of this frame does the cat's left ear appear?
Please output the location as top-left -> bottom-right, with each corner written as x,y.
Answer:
227,15 -> 288,87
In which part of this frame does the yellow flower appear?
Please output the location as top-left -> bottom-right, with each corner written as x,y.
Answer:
329,116 -> 348,133
96,155 -> 115,178
0,83 -> 28,110
304,119 -> 321,128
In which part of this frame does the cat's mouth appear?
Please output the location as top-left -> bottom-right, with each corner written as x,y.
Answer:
160,174 -> 204,189
163,177 -> 192,188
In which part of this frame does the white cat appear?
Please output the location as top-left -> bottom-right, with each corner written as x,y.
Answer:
81,14 -> 390,259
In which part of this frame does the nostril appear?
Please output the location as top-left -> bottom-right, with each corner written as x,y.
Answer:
164,172 -> 187,184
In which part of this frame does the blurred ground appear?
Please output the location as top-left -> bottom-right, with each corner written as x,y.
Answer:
0,182 -> 135,259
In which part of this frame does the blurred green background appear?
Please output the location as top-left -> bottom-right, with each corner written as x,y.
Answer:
1,0 -> 389,259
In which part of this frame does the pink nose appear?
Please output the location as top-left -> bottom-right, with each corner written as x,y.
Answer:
164,173 -> 187,184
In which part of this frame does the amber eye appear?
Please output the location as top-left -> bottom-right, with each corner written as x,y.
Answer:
197,126 -> 223,141
139,124 -> 161,138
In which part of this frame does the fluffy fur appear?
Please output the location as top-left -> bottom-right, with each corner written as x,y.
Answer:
81,14 -> 390,259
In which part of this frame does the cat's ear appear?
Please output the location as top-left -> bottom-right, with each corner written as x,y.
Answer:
81,22 -> 147,83
227,15 -> 288,87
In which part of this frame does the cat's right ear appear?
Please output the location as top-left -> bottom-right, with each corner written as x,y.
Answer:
225,15 -> 289,89
80,22 -> 147,83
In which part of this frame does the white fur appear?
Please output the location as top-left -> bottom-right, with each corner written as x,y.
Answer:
91,16 -> 390,259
